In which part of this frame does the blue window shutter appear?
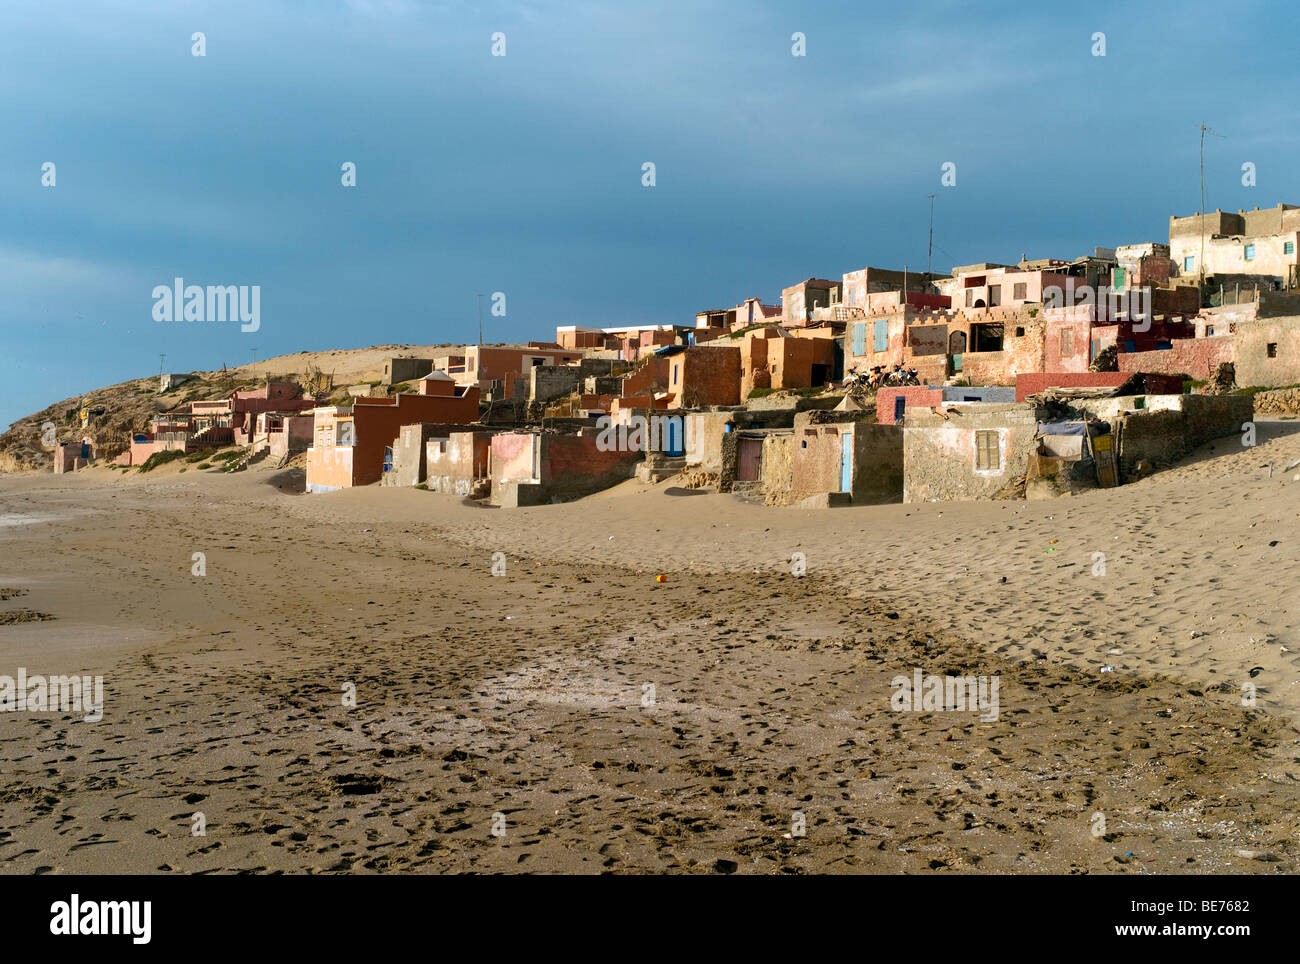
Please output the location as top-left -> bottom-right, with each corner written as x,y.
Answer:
853,323 -> 866,355
873,320 -> 888,352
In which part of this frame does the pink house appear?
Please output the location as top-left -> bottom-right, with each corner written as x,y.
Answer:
231,382 -> 315,444
489,430 -> 641,507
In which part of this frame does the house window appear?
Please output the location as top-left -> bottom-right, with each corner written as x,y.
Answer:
874,319 -> 888,352
1015,326 -> 1025,337
965,290 -> 975,308
1013,283 -> 1027,300
1267,343 -> 1278,358
988,284 -> 1001,307
1184,256 -> 1195,272
1245,244 -> 1256,261
852,322 -> 866,355
975,431 -> 1000,471
1060,329 -> 1073,355
673,365 -> 678,385
1206,326 -> 1215,336
1287,241 -> 1296,255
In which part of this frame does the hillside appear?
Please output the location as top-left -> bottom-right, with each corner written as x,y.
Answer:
0,342 -> 471,472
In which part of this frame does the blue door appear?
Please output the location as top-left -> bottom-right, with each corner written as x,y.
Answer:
893,396 -> 906,421
664,418 -> 685,457
840,433 -> 852,492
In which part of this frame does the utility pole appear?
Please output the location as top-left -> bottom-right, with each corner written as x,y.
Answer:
476,293 -> 485,346
158,354 -> 166,376
1199,123 -> 1224,303
926,194 -> 935,285
251,348 -> 257,380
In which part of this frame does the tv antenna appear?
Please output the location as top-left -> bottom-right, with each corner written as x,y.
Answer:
1199,123 -> 1224,295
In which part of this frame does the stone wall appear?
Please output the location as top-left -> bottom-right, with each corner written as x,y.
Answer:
1253,388 -> 1300,414
530,365 -> 584,404
760,434 -> 794,505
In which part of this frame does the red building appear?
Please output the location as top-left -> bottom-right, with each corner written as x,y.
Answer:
307,379 -> 481,492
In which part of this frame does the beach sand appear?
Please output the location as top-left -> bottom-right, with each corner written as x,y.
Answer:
2,419 -> 1299,873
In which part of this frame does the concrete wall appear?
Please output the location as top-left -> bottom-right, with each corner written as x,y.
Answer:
383,422 -> 443,487
943,387 -> 1017,403
384,358 -> 434,384
1233,317 -> 1300,387
426,431 -> 492,496
852,423 -> 904,503
489,431 -> 640,505
903,405 -> 1039,503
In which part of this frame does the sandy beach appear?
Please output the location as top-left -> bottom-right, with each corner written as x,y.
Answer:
2,420 -> 1300,874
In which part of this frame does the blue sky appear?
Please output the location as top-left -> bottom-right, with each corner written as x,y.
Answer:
3,0 -> 1298,431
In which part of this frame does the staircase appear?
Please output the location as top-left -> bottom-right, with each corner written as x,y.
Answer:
635,455 -> 686,483
227,445 -> 270,472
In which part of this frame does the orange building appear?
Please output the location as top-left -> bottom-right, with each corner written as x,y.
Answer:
306,379 -> 481,492
739,328 -> 836,399
665,345 -> 741,408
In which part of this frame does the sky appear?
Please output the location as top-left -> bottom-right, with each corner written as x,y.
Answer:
3,0 -> 1299,431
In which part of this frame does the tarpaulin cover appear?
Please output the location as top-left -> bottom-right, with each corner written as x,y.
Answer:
1037,422 -> 1087,436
